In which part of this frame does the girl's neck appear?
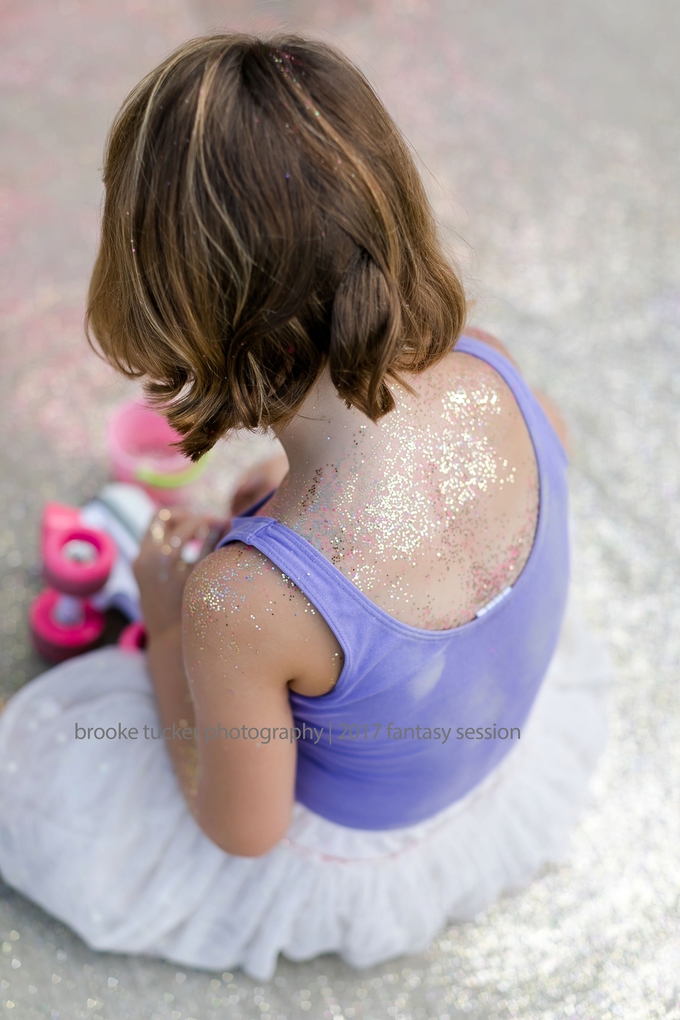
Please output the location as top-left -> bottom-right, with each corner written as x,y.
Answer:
274,366 -> 380,484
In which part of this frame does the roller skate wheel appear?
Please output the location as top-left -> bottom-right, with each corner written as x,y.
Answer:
43,526 -> 116,597
30,589 -> 106,663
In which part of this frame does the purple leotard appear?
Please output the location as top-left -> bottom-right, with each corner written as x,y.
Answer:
218,336 -> 569,830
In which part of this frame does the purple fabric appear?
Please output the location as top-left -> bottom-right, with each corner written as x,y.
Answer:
217,336 -> 570,830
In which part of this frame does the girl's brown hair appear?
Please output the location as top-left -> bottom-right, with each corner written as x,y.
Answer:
87,34 -> 466,460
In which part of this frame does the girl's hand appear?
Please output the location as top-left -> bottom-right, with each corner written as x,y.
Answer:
133,508 -> 221,642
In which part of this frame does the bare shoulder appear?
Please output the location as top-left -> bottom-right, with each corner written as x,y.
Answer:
183,543 -> 309,677
457,328 -> 569,454
183,542 -> 343,695
444,345 -> 528,435
184,541 -> 306,624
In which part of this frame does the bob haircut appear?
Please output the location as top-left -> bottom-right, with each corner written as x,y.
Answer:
87,34 -> 466,461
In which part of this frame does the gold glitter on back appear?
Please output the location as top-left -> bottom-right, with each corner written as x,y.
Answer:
269,350 -> 539,630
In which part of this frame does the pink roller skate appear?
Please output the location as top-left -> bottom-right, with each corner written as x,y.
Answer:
30,503 -> 117,663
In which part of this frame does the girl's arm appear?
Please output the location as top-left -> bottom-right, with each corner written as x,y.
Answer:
145,625 -> 199,804
134,516 -> 299,849
133,509 -> 213,806
181,544 -> 316,857
131,444 -> 288,808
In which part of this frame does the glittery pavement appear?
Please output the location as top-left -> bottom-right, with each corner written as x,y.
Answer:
1,0 -> 679,1017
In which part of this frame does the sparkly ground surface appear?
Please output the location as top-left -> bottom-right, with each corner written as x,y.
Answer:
1,0 -> 679,1017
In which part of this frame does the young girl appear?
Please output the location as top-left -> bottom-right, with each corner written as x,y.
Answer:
0,34 -> 609,979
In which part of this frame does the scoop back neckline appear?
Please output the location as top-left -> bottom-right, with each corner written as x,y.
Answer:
228,338 -> 547,642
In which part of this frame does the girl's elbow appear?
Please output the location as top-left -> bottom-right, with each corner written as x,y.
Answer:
213,832 -> 282,858
195,810 -> 289,858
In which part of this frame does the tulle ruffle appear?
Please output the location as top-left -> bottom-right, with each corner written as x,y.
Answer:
0,596 -> 610,979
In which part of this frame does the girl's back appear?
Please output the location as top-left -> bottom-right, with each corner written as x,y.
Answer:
215,332 -> 569,830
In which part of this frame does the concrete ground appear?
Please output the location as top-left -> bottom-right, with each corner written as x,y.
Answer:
1,0 -> 680,1016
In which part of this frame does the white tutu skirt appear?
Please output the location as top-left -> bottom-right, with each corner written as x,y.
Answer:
0,596 -> 611,980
